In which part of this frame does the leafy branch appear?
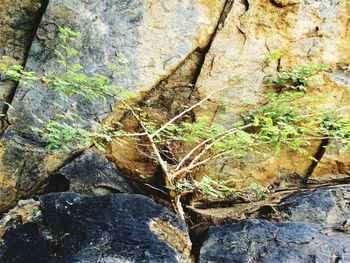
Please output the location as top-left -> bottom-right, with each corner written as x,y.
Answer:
1,28 -> 350,220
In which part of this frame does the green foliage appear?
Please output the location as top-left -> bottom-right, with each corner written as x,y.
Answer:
46,27 -> 130,101
0,57 -> 39,88
250,183 -> 268,199
1,27 -> 130,151
176,175 -> 236,198
32,116 -> 91,151
1,27 -> 350,202
265,63 -> 327,91
263,49 -> 282,66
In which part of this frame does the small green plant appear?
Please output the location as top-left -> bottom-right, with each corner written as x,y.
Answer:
265,63 -> 327,91
250,183 -> 268,199
263,49 -> 282,66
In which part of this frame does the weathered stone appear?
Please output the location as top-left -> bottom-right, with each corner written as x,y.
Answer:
194,0 -> 350,187
277,186 -> 350,224
8,0 -> 226,135
200,219 -> 350,263
189,186 -> 350,233
0,199 -> 40,239
57,149 -> 135,195
310,140 -> 350,182
1,0 -> 226,211
106,51 -> 203,180
0,0 -> 47,118
0,131 -> 69,212
0,193 -> 191,263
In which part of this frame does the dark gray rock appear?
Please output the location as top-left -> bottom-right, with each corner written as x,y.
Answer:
7,0 -> 224,135
8,0 -> 140,133
57,150 -> 135,195
200,219 -> 350,263
0,130 -> 69,212
0,192 -> 191,263
276,186 -> 350,224
0,0 -> 48,115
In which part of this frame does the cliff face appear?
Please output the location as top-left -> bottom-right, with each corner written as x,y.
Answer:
195,0 -> 350,188
0,0 -> 349,214
0,1 -> 349,261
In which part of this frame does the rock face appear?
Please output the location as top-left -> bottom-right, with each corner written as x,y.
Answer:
107,51 -> 203,179
1,0 -> 226,212
195,0 -> 350,187
200,219 -> 350,263
57,150 -> 135,195
0,193 -> 191,263
8,0 -> 226,133
0,0 -> 349,226
0,0 -> 47,120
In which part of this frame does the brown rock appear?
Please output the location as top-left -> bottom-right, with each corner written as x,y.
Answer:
194,0 -> 350,188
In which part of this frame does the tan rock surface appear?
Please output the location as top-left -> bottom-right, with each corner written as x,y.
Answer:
195,0 -> 350,188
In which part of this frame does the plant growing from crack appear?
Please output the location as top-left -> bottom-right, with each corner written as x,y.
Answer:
1,28 -> 350,220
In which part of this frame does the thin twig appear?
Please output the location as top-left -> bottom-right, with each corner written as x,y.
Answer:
187,124 -> 253,169
150,86 -> 229,139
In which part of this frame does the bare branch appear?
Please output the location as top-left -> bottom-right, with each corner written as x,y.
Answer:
176,123 -> 253,170
150,86 -> 229,139
187,123 -> 254,169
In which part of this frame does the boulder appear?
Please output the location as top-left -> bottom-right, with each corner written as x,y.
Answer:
189,186 -> 350,235
277,186 -> 350,224
0,192 -> 191,263
198,186 -> 350,262
57,149 -> 135,195
200,219 -> 350,263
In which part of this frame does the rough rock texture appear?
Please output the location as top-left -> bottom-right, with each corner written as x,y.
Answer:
0,131 -> 68,212
1,0 -> 226,212
276,186 -> 350,224
195,0 -> 350,187
311,139 -> 350,182
199,187 -> 350,262
0,199 -> 40,239
8,0 -> 226,133
0,0 -> 349,214
0,193 -> 191,263
189,186 -> 350,235
106,51 -> 203,179
57,149 -> 135,195
0,0 -> 47,120
200,219 -> 350,263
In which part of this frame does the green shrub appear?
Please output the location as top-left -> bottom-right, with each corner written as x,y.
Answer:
1,27 -> 350,218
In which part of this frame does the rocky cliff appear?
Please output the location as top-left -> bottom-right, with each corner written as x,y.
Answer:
0,0 -> 349,262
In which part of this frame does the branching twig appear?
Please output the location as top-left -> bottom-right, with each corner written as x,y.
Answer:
150,86 -> 228,139
187,124 -> 254,169
120,100 -> 186,219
